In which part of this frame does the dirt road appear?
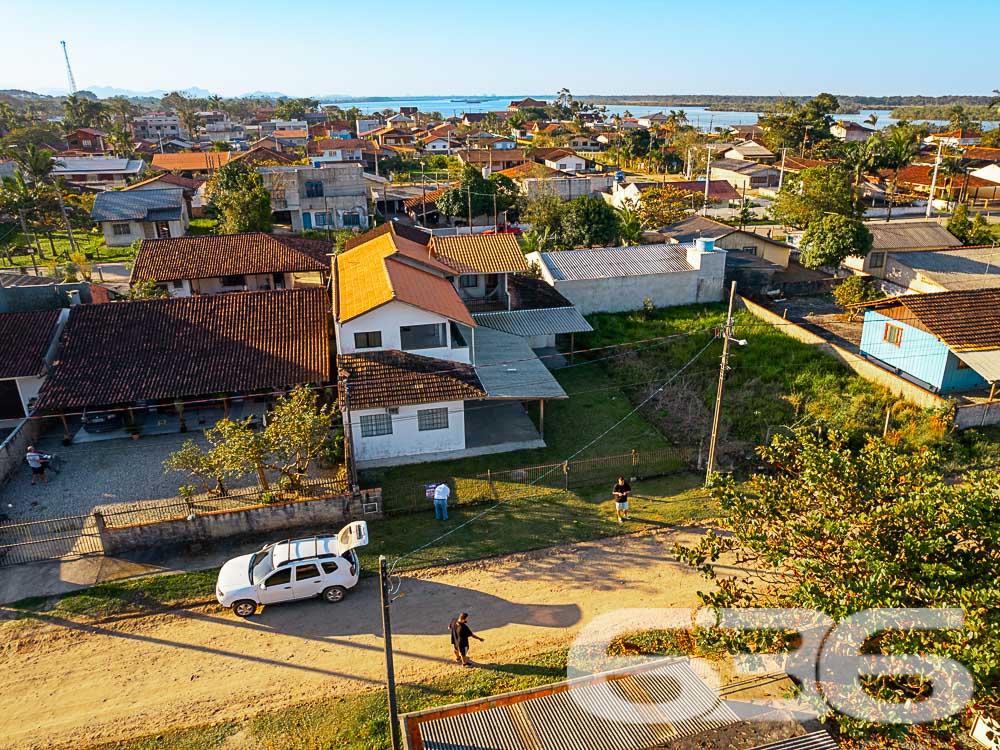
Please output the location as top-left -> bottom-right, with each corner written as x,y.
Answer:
1,528 -> 731,749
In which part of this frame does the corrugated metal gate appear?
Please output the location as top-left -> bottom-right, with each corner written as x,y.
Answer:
0,514 -> 103,567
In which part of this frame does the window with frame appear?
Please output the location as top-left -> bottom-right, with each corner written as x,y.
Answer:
220,274 -> 245,287
315,211 -> 328,226
417,407 -> 449,431
294,564 -> 320,580
172,280 -> 184,289
459,275 -> 478,288
360,413 -> 393,437
264,568 -> 292,587
353,330 -> 382,349
304,180 -> 324,198
400,323 -> 446,350
321,560 -> 339,574
112,223 -> 131,236
742,245 -> 757,255
342,212 -> 361,227
883,323 -> 903,346
869,252 -> 885,269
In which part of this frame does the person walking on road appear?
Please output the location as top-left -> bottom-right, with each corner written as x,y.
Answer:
26,446 -> 49,486
612,475 -> 632,523
449,612 -> 484,667
433,482 -> 451,520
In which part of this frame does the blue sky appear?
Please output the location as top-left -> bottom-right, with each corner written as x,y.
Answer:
2,0 -> 997,97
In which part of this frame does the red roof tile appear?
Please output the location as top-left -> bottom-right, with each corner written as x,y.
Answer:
0,309 -> 61,379
338,350 -> 485,410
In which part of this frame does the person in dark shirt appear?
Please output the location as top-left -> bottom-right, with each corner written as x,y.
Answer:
612,476 -> 632,522
448,612 -> 484,667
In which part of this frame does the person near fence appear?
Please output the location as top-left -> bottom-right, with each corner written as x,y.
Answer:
25,446 -> 50,486
433,482 -> 451,520
449,612 -> 484,667
612,475 -> 631,522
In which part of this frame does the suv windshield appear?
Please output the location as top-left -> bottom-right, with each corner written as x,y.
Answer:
250,546 -> 275,584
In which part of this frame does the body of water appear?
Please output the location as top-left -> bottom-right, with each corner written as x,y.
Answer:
321,95 -> 997,131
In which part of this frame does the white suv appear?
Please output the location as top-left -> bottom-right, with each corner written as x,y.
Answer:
215,521 -> 369,617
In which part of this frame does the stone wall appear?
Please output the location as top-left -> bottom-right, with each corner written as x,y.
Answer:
97,489 -> 382,554
0,417 -> 42,485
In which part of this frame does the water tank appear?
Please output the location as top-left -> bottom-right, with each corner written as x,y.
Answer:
696,237 -> 715,253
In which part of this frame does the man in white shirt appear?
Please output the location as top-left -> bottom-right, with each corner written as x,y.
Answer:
433,482 -> 451,521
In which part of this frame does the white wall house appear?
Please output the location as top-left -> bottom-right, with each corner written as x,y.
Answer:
92,188 -> 189,248
336,300 -> 473,364
543,152 -> 587,173
259,164 -> 369,232
528,239 -> 727,315
347,399 -> 467,464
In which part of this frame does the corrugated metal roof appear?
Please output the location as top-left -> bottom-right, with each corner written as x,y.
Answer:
865,221 -> 962,251
749,730 -> 839,750
473,307 -> 593,337
415,659 -> 739,750
953,350 -> 1000,381
473,327 -> 567,400
91,188 -> 185,222
52,157 -> 145,175
540,244 -> 695,281
888,246 -> 1000,291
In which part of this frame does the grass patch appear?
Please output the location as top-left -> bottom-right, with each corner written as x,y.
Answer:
579,301 -> 993,466
363,365 -> 672,501
187,217 -> 218,236
95,650 -> 571,750
0,228 -> 130,267
6,474 -> 712,622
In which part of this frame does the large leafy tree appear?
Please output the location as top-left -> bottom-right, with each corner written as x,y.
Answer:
840,135 -> 883,194
560,194 -> 620,248
274,98 -> 319,120
770,165 -> 860,228
947,204 -> 994,245
758,93 -> 840,152
61,94 -> 108,130
521,190 -> 566,238
436,164 -> 518,221
205,160 -> 272,234
636,185 -> 702,229
675,431 -> 1000,740
799,214 -> 873,269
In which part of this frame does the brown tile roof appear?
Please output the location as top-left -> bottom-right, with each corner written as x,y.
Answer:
455,149 -> 528,165
530,147 -> 578,162
430,234 -> 529,274
335,232 -> 474,325
273,129 -> 308,138
130,233 -> 329,283
495,162 -> 562,179
402,185 -> 450,212
35,289 -> 331,412
231,146 -> 295,165
961,147 -> 1000,163
151,152 -> 232,172
343,221 -> 431,251
509,97 -> 547,108
864,289 -> 1000,352
123,173 -> 204,192
0,309 -> 61,379
338,350 -> 485,410
780,156 -> 838,172
886,164 -> 1000,188
636,179 -> 741,201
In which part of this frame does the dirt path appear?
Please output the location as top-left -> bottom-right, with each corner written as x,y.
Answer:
0,527 -> 733,750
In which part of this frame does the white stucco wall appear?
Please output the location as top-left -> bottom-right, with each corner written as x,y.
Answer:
348,400 -> 466,463
336,300 -> 471,363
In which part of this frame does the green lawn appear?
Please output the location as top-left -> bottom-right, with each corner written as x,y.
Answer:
187,217 -> 218,236
0,228 -> 133,268
6,473 -> 711,622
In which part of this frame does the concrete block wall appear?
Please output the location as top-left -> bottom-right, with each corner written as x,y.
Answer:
97,489 -> 383,555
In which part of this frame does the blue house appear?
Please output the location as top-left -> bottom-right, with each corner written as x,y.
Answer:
858,289 -> 1000,394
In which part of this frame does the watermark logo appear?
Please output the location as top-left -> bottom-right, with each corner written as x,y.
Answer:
566,608 -> 973,726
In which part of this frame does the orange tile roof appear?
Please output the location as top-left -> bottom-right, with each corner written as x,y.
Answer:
151,152 -> 232,172
495,162 -> 562,179
430,234 -> 529,274
274,129 -> 308,138
336,233 -> 474,325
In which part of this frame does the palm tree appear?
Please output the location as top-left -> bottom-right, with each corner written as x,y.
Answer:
0,172 -> 45,258
106,125 -> 136,158
842,135 -> 882,194
14,144 -> 57,185
208,94 -> 223,110
615,202 -> 643,245
0,101 -> 19,134
879,129 -> 919,221
864,112 -> 879,128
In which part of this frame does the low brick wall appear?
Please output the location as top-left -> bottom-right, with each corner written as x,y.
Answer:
0,418 -> 42,486
97,489 -> 383,555
956,402 -> 1000,430
740,297 -> 951,412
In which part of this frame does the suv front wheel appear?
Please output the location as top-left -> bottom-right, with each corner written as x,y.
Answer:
232,600 -> 257,618
323,586 -> 347,603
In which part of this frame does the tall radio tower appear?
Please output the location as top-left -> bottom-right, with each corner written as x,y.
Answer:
60,40 -> 78,94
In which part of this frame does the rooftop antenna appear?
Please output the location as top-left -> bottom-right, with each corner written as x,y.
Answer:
60,40 -> 78,94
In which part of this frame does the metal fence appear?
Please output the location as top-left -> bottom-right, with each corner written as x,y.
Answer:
379,447 -> 694,515
0,514 -> 103,567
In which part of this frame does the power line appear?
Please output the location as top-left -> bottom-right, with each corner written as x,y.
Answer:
385,334 -> 719,585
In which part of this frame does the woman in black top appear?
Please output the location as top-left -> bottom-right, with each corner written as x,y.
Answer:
613,476 -> 632,522
449,612 -> 484,666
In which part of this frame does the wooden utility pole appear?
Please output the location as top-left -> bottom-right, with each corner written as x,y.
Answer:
467,183 -> 473,230
379,556 -> 402,750
706,281 -> 738,482
55,190 -> 78,255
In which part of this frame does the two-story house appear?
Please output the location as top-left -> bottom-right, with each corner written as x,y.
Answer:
51,156 -> 146,189
308,138 -> 366,165
130,232 -> 330,296
258,164 -> 369,232
132,113 -> 184,141
335,228 -> 590,468
64,128 -> 108,154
